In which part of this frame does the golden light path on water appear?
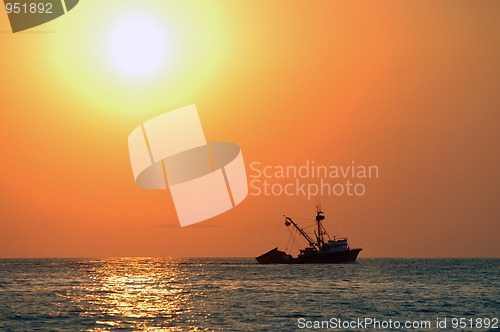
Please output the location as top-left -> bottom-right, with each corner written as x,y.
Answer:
62,258 -> 210,331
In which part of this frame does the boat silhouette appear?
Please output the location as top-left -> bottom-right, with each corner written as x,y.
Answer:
256,208 -> 362,264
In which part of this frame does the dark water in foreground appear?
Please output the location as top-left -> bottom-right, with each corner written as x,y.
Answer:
0,258 -> 498,331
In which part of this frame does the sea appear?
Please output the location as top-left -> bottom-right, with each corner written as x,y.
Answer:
0,258 -> 498,331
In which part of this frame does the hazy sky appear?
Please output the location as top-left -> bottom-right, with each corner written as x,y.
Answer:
1,1 -> 499,258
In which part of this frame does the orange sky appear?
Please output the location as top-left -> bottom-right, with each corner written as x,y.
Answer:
1,1 -> 499,258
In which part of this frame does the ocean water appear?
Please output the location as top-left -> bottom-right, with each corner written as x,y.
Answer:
0,258 -> 498,331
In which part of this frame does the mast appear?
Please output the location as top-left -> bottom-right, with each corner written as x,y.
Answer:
284,216 -> 318,250
315,206 -> 326,249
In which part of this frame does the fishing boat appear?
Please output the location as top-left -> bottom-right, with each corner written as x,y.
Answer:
256,208 -> 362,264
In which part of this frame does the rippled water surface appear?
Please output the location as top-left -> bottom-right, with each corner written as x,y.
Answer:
0,258 -> 498,331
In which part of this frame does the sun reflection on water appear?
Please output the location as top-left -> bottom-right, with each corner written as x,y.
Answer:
65,258 -> 207,331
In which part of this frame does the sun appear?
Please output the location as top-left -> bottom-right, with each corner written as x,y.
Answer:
48,1 -> 227,115
107,14 -> 169,79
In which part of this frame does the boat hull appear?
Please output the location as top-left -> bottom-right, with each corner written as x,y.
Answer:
256,248 -> 362,264
255,248 -> 293,264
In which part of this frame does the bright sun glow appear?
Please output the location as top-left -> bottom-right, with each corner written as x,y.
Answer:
107,15 -> 169,78
49,1 -> 226,115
